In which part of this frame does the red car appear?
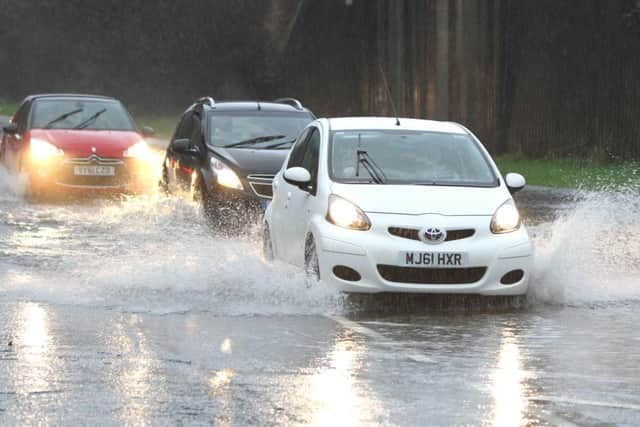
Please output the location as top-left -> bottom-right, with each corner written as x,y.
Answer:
0,93 -> 155,197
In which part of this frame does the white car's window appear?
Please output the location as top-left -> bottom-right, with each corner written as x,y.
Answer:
330,130 -> 498,187
30,99 -> 135,131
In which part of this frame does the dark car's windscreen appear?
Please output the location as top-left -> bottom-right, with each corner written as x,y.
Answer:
330,130 -> 498,186
208,112 -> 312,149
30,99 -> 136,131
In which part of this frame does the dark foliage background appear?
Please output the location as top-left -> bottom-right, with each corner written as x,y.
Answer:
0,0 -> 638,158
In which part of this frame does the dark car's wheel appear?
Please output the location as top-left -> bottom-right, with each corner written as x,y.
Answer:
159,166 -> 170,194
190,171 -> 204,203
262,225 -> 274,261
304,235 -> 320,285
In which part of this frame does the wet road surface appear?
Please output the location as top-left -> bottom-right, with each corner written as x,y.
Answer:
1,167 -> 639,426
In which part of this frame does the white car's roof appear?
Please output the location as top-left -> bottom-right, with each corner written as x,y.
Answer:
326,117 -> 468,134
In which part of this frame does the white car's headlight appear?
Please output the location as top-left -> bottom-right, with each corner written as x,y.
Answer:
123,141 -> 151,159
490,200 -> 521,234
211,158 -> 243,190
326,194 -> 371,231
30,138 -> 64,161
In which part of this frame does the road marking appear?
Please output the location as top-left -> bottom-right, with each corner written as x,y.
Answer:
328,315 -> 435,363
329,316 -> 387,340
530,395 -> 640,412
536,411 -> 581,427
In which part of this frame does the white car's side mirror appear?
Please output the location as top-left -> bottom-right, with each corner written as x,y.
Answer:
284,167 -> 311,188
505,172 -> 526,193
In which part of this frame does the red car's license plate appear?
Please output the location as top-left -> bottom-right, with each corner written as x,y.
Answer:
73,166 -> 115,176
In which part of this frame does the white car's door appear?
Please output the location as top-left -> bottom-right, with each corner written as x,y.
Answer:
277,126 -> 321,265
270,128 -> 311,261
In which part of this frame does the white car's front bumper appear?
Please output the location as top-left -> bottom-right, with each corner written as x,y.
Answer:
313,212 -> 533,295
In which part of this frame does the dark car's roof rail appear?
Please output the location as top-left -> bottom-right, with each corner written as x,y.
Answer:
274,97 -> 304,110
195,97 -> 216,108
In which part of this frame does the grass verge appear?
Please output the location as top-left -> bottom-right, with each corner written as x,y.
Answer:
131,114 -> 178,140
0,99 -> 19,117
496,156 -> 639,190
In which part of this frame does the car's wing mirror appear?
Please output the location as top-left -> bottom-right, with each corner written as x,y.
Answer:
171,138 -> 199,155
141,126 -> 155,138
505,172 -> 526,194
2,123 -> 18,135
284,167 -> 311,190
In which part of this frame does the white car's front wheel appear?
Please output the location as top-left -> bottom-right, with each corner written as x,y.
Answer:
304,236 -> 320,285
262,226 -> 274,261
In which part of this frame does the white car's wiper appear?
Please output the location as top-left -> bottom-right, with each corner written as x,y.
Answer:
74,108 -> 107,130
43,108 -> 83,129
356,150 -> 387,184
223,135 -> 286,148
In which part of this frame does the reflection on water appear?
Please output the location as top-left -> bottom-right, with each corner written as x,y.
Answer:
490,329 -> 528,427
106,318 -> 159,426
17,303 -> 54,394
220,337 -> 233,354
209,368 -> 235,391
210,368 -> 236,426
308,336 -> 384,426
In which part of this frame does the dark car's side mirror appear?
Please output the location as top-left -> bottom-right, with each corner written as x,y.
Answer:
171,138 -> 199,155
141,126 -> 155,137
2,123 -> 18,135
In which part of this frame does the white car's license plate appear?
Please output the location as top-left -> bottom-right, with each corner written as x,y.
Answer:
401,251 -> 468,267
73,166 -> 115,176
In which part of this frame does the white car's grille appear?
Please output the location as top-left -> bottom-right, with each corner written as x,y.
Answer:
388,227 -> 475,242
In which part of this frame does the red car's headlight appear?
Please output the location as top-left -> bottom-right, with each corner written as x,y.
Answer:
123,141 -> 151,159
30,138 -> 64,161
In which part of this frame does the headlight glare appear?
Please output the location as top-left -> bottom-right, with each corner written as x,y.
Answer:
123,141 -> 151,158
211,158 -> 243,190
490,200 -> 521,234
326,194 -> 371,231
30,138 -> 64,161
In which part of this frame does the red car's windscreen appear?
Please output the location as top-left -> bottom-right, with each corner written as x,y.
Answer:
30,99 -> 136,131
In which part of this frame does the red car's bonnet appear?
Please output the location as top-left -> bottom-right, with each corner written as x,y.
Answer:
28,129 -> 144,158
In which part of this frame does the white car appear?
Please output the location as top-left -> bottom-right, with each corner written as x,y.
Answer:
263,117 -> 532,295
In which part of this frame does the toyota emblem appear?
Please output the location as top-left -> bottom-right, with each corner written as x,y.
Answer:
421,227 -> 447,244
91,146 -> 97,153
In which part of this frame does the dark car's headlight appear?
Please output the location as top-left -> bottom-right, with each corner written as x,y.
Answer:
211,158 -> 243,190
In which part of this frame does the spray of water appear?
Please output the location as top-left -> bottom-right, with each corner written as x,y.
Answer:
1,159 -> 638,312
0,160 -> 27,200
530,182 -> 640,305
0,174 -> 344,315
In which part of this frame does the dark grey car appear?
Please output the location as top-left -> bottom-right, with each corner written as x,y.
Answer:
161,97 -> 315,229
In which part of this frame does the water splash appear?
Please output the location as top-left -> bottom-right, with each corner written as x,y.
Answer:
530,185 -> 640,305
2,157 -> 638,312
0,162 -> 27,200
0,191 -> 344,315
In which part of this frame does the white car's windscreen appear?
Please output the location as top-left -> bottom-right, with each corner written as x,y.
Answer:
30,99 -> 136,131
330,130 -> 498,186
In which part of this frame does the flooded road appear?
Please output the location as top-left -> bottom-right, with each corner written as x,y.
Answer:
1,166 -> 639,426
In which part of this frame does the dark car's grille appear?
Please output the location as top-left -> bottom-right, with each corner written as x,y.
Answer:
56,156 -> 129,187
377,265 -> 487,284
247,174 -> 274,199
388,227 -> 475,242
